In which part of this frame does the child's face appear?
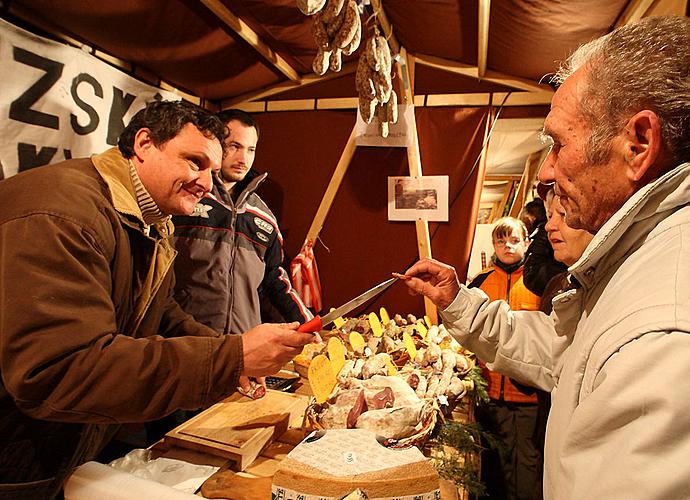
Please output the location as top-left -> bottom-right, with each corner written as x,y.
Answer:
493,229 -> 528,266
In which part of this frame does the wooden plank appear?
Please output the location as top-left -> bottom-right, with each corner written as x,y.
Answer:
485,174 -> 523,182
304,124 -> 358,244
480,104 -> 496,223
477,0 -> 491,78
228,91 -> 551,112
426,93 -> 490,107
508,169 -> 528,218
199,0 -> 300,82
643,0 -> 688,15
266,99 -> 315,111
397,48 -> 438,325
615,0 -> 656,26
317,97 -> 359,109
164,390 -> 307,471
221,62 -> 357,108
495,180 -> 514,221
414,53 -> 553,94
499,91 -> 553,106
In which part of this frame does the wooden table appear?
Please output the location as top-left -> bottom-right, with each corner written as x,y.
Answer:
151,375 -> 469,499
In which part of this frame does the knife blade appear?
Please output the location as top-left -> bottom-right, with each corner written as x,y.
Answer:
297,277 -> 397,333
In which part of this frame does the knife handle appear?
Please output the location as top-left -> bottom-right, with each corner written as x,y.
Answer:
297,316 -> 323,333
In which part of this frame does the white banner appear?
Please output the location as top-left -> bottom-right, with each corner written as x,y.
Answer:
0,18 -> 180,179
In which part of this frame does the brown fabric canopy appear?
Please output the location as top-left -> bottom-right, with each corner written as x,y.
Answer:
4,0 -> 686,317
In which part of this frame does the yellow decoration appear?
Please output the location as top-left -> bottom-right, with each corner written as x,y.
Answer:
308,354 -> 337,403
403,331 -> 417,360
327,337 -> 346,375
385,355 -> 398,376
424,315 -> 432,328
416,322 -> 428,340
330,307 -> 346,328
369,312 -> 383,337
379,307 -> 391,326
349,331 -> 366,353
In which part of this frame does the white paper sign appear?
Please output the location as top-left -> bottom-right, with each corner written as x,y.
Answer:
355,104 -> 414,147
0,18 -> 179,179
388,175 -> 449,221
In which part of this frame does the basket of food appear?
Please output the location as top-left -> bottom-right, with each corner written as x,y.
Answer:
299,310 -> 479,448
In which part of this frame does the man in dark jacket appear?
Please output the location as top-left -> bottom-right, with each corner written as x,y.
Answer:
0,100 -> 316,499
172,109 -> 312,336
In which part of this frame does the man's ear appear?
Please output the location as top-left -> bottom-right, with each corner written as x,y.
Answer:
132,128 -> 155,162
623,110 -> 662,182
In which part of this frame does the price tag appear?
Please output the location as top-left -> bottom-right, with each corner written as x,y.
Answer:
349,331 -> 366,353
327,337 -> 346,376
403,331 -> 417,360
416,322 -> 428,340
308,354 -> 337,403
330,307 -> 346,328
385,355 -> 398,376
379,307 -> 391,326
369,312 -> 382,337
424,315 -> 432,329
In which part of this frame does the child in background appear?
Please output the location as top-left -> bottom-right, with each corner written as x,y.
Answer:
469,216 -> 541,500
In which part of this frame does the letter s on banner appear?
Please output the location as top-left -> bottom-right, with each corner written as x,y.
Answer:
0,17 -> 180,178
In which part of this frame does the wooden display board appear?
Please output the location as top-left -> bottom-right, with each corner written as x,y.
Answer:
164,390 -> 308,471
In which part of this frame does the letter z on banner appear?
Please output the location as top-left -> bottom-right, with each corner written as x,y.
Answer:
0,18 -> 180,179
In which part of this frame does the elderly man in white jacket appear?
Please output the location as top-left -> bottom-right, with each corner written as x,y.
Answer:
398,16 -> 690,500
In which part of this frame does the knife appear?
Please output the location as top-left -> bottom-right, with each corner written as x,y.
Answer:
297,277 -> 398,333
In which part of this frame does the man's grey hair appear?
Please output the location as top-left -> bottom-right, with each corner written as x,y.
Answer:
553,16 -> 690,167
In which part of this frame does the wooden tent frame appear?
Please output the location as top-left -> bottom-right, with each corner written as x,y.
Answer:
15,0 -> 679,322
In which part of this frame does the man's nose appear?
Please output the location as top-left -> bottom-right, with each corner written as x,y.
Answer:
538,150 -> 556,185
235,147 -> 248,164
199,168 -> 213,192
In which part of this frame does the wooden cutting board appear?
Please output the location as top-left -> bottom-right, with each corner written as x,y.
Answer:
164,390 -> 308,471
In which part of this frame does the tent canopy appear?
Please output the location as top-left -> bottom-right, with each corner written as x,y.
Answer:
4,0 -> 687,317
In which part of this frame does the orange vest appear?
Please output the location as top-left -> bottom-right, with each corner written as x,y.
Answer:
471,264 -> 540,403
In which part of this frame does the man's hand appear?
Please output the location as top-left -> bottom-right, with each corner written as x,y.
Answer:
394,258 -> 461,310
241,322 -> 320,378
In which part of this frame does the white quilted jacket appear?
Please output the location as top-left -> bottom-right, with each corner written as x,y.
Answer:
441,162 -> 690,499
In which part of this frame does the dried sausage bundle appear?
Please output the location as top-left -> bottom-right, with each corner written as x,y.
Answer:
305,0 -> 362,75
356,35 -> 398,137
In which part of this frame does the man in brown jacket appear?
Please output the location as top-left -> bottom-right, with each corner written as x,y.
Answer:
0,100 -> 316,499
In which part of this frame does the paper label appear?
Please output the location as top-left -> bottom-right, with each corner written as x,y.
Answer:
308,354 -> 336,404
369,312 -> 383,337
328,337 -> 346,376
416,322 -> 428,340
379,307 -> 391,326
349,331 -> 366,353
385,356 -> 398,376
330,307 -> 346,328
403,332 -> 417,360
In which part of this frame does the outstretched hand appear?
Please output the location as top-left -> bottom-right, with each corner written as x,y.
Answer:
241,322 -> 320,378
393,258 -> 461,310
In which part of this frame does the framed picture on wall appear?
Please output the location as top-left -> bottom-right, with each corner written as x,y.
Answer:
388,176 -> 449,221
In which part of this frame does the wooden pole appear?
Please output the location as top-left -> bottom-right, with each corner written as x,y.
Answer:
396,47 -> 438,324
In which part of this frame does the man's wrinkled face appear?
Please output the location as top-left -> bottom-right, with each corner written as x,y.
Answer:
220,120 -> 258,184
538,68 -> 631,233
493,228 -> 527,266
136,123 -> 222,216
